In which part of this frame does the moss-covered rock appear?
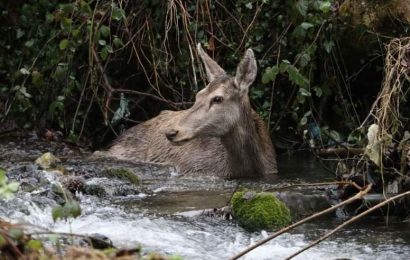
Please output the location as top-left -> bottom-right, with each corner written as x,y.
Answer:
35,152 -> 61,169
231,191 -> 291,232
100,168 -> 140,186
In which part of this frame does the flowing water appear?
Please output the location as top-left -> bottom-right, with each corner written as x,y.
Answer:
1,138 -> 410,259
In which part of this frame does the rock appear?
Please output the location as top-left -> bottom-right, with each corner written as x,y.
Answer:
82,233 -> 113,249
112,185 -> 140,197
84,184 -> 108,197
231,191 -> 291,232
275,191 -> 331,219
35,152 -> 61,170
100,168 -> 140,186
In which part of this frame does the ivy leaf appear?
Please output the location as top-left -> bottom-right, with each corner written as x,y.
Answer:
262,66 -> 279,84
112,6 -> 125,21
113,37 -> 124,48
299,88 -> 311,96
100,45 -> 113,61
59,39 -> 69,50
52,200 -> 82,222
98,39 -> 106,46
279,60 -> 291,73
300,22 -> 314,30
16,29 -> 25,39
100,25 -> 110,38
52,205 -> 63,222
295,0 -> 308,16
287,64 -> 309,87
25,40 -> 34,48
313,86 -> 323,97
320,1 -> 332,13
19,68 -> 30,75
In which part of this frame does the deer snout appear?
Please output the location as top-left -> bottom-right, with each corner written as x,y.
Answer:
165,130 -> 178,141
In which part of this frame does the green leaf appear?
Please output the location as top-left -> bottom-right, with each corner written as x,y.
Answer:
65,200 -> 81,218
80,1 -> 92,14
300,22 -> 314,30
27,239 -> 43,251
320,1 -> 332,13
313,86 -> 323,97
262,66 -> 279,84
287,65 -> 309,87
112,6 -> 125,21
19,68 -> 30,75
52,200 -> 82,222
16,29 -> 25,39
295,0 -> 308,16
300,116 -> 308,126
31,71 -> 43,86
25,40 -> 34,48
279,60 -> 291,73
299,88 -> 311,96
100,25 -> 110,38
19,87 -> 32,98
98,39 -> 106,46
52,205 -> 63,222
113,37 -> 124,48
59,39 -> 69,50
46,13 -> 54,23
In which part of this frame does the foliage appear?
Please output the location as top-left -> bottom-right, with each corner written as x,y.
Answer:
231,191 -> 291,232
0,0 -> 408,148
0,169 -> 19,199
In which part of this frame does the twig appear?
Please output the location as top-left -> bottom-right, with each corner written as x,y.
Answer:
264,181 -> 363,192
285,190 -> 410,259
229,184 -> 372,260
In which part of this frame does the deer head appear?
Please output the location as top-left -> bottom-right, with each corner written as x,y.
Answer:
165,44 -> 257,144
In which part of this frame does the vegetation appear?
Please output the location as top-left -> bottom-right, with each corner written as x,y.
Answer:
231,191 -> 291,231
1,0 -> 408,149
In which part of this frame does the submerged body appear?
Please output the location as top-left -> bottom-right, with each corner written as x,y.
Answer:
106,108 -> 277,178
103,44 -> 277,179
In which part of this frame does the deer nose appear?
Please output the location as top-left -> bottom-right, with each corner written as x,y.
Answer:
165,130 -> 178,141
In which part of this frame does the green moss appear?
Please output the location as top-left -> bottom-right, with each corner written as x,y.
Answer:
101,168 -> 140,186
231,191 -> 291,232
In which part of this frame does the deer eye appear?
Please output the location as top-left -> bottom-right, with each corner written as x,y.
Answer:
211,96 -> 223,104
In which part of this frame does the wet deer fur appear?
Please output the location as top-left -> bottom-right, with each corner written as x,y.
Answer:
104,44 -> 277,178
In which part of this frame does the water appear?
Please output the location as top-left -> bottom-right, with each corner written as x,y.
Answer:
1,138 -> 410,259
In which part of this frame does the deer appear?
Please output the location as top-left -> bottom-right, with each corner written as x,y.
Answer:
101,44 -> 277,179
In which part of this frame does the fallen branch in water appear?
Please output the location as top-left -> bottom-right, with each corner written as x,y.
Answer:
229,184 -> 372,260
317,147 -> 364,157
285,190 -> 410,259
264,181 -> 363,192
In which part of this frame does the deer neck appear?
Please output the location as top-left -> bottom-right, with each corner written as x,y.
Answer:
220,101 -> 265,178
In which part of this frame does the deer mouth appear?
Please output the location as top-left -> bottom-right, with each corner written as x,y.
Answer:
169,137 -> 192,146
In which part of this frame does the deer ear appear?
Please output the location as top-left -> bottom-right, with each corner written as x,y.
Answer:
235,49 -> 257,95
197,43 -> 226,82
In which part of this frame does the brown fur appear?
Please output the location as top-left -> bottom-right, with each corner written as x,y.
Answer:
102,45 -> 277,179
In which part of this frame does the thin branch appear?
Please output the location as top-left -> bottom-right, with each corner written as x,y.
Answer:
285,190 -> 410,259
229,184 -> 372,260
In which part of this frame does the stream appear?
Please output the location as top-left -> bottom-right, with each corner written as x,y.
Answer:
1,136 -> 410,259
